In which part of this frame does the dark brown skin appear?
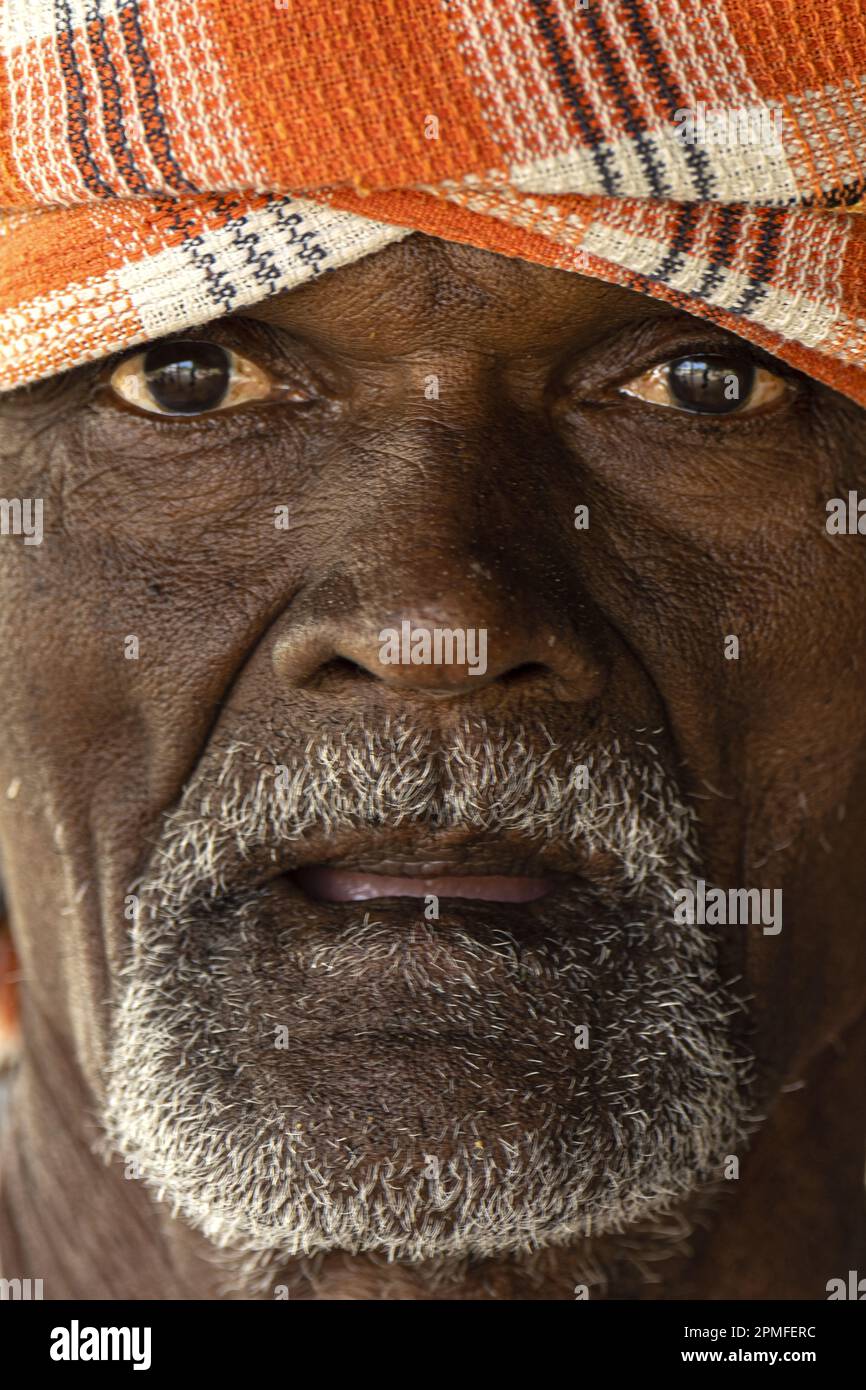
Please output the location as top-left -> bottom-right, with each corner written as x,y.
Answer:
0,232 -> 864,1299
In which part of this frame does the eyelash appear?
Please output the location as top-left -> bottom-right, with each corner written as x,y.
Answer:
620,340 -> 767,383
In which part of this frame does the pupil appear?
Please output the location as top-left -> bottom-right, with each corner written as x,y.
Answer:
143,341 -> 230,414
668,355 -> 755,414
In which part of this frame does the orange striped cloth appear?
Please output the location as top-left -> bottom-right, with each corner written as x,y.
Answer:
2,0 -> 866,400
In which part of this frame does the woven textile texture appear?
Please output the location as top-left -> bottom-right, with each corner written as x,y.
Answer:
2,0 -> 866,399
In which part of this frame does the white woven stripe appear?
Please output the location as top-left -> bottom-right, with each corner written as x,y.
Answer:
597,0 -> 717,201
444,0 -> 620,193
177,0 -> 267,188
580,217 -> 848,351
486,0 -> 804,207
785,78 -> 866,195
683,127 -> 799,208
2,0 -> 54,206
638,0 -> 745,107
3,30 -> 41,200
0,193 -> 861,391
644,0 -> 801,206
134,0 -> 213,188
123,198 -> 408,338
823,308 -> 866,366
485,0 -> 578,159
505,125 -> 803,205
118,243 -> 244,340
590,0 -> 675,199
98,0 -> 182,195
442,0 -> 532,168
136,0 -> 199,186
548,1 -> 613,145
552,0 -> 656,199
0,273 -> 136,374
65,0 -> 121,193
0,0 -> 56,45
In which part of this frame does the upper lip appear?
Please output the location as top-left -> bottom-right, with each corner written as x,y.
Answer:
299,859 -> 557,877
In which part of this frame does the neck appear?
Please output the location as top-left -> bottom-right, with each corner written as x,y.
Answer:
2,1016 -> 864,1300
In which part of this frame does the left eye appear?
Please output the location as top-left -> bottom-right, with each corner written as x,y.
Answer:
108,340 -> 275,416
619,353 -> 787,416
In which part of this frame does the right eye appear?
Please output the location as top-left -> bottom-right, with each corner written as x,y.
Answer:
618,352 -> 788,417
108,340 -> 276,417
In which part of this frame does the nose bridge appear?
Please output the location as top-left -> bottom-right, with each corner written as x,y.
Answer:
338,406 -> 533,614
353,397 -> 536,577
270,410 -> 607,701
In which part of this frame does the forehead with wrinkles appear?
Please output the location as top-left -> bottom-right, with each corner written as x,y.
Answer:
241,235 -> 682,348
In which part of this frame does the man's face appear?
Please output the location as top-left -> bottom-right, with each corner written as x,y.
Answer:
1,234 -> 865,1271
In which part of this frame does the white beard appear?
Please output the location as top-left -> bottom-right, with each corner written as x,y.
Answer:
102,720 -> 753,1265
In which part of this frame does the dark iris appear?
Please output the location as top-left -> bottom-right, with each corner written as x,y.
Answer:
143,340 -> 230,414
667,355 -> 755,414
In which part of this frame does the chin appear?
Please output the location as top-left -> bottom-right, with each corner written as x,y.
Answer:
103,883 -> 754,1266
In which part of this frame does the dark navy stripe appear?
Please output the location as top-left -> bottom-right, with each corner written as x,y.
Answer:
647,203 -> 701,283
116,0 -> 197,194
153,197 -> 237,313
220,199 -> 332,304
582,2 -> 669,198
54,0 -> 115,198
151,197 -> 330,320
619,0 -> 716,204
267,200 -> 331,282
727,209 -> 786,317
85,0 -> 152,196
207,198 -> 331,306
528,0 -> 622,197
802,181 -> 866,211
691,204 -> 744,301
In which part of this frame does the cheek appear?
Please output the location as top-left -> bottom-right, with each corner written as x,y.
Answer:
556,413 -> 866,845
72,407 -> 321,537
0,422 -> 310,830
558,409 -> 855,706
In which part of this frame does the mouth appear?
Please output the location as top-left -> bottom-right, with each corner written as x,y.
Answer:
232,824 -> 622,912
293,863 -> 558,903
205,834 -> 619,997
256,827 -> 622,917
195,828 -> 622,984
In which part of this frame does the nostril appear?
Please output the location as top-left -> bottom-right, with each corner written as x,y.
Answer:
306,656 -> 378,691
305,656 -> 553,694
499,661 -> 550,688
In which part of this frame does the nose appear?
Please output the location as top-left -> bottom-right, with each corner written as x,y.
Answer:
271,554 -> 607,706
270,418 -> 609,706
273,594 -> 603,700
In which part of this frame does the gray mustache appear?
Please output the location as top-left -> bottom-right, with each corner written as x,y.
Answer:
139,719 -> 698,910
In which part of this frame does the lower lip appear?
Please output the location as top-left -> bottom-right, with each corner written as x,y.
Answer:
293,866 -> 556,904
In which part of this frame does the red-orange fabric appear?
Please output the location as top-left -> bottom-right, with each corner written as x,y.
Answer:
2,1 -> 866,399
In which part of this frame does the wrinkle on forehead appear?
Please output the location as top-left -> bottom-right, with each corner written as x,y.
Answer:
240,232 -> 681,357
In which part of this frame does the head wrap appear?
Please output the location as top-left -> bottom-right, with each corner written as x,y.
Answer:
2,0 -> 866,401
